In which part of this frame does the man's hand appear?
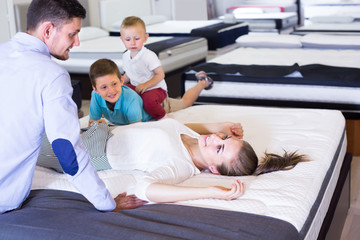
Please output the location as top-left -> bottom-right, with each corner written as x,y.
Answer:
112,192 -> 148,212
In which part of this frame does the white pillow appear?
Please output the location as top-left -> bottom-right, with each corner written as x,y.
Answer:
223,13 -> 237,24
79,27 -> 109,41
110,15 -> 168,31
310,15 -> 354,24
233,7 -> 264,14
141,15 -> 168,25
236,34 -> 302,48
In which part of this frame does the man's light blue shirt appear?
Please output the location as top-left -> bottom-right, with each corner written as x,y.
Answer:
0,32 -> 115,213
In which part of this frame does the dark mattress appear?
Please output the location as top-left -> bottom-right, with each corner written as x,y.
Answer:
183,63 -> 360,119
111,22 -> 249,51
0,189 -> 298,240
145,36 -> 203,55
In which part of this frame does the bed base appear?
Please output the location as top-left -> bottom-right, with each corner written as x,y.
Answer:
320,152 -> 352,240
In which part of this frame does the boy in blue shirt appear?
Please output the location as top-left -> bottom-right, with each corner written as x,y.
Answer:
88,58 -> 212,125
89,59 -> 152,125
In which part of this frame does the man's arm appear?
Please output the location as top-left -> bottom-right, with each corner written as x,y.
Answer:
43,73 -> 116,211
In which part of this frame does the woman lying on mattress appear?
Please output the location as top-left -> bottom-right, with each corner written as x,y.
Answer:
37,118 -> 308,203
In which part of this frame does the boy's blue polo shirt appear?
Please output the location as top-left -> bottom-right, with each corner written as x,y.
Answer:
89,85 -> 153,125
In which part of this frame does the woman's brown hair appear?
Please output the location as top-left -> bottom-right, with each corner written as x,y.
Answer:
217,140 -> 309,176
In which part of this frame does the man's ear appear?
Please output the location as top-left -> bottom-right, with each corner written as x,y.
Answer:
42,21 -> 55,40
209,166 -> 220,175
92,85 -> 98,93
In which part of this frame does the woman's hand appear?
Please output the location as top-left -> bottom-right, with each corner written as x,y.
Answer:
185,122 -> 243,138
209,179 -> 246,200
221,122 -> 244,139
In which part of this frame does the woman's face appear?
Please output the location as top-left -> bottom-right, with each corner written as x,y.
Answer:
198,132 -> 243,174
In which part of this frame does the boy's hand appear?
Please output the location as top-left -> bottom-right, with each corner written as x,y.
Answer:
88,118 -> 107,127
88,119 -> 95,127
135,83 -> 148,94
97,119 -> 108,125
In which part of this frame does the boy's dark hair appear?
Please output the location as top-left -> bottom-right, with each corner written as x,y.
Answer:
89,59 -> 122,88
27,0 -> 86,31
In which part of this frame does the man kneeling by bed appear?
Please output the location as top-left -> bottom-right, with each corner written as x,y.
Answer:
0,0 -> 146,213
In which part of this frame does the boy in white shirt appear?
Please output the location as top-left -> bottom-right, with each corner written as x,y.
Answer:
120,16 -> 213,120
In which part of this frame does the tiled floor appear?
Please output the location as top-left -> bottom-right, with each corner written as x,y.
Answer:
79,100 -> 90,117
80,100 -> 359,239
340,156 -> 360,240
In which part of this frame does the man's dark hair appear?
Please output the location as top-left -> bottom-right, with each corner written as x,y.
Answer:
27,0 -> 86,31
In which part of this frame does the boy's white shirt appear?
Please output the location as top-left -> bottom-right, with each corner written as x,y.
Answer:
122,47 -> 167,92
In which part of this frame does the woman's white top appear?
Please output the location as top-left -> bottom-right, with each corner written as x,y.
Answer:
106,118 -> 201,201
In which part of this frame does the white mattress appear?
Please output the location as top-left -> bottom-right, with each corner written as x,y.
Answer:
295,21 -> 360,35
300,34 -> 360,49
144,20 -> 247,35
236,33 -> 360,49
304,4 -> 360,19
54,35 -> 207,74
109,19 -> 227,34
209,47 -> 360,68
109,19 -> 249,53
184,48 -> 360,106
32,105 -> 347,239
227,4 -> 298,14
223,12 -> 298,30
239,0 -> 297,4
236,34 -> 303,48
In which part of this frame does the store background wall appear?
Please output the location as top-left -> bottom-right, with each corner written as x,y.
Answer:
0,0 -> 16,43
